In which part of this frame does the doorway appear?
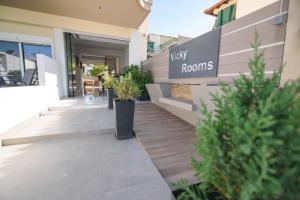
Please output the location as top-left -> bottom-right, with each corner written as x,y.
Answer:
64,32 -> 129,98
81,56 -> 118,96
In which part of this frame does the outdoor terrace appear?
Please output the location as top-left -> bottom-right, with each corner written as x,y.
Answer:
0,97 -> 199,199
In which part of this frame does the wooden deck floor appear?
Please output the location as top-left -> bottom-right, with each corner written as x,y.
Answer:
134,103 -> 199,186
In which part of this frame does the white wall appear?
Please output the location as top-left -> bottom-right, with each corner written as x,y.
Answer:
0,86 -> 49,134
139,19 -> 148,62
236,0 -> 278,18
36,54 -> 60,103
129,19 -> 148,66
0,55 -> 60,134
281,0 -> 300,84
129,29 -> 142,65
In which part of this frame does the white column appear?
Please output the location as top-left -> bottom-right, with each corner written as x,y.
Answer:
54,28 -> 67,98
128,19 -> 148,66
129,29 -> 141,66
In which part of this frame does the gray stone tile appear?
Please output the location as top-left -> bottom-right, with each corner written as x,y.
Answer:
1,108 -> 115,140
105,180 -> 173,200
0,132 -> 172,200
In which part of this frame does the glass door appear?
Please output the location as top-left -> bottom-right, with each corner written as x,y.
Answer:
64,32 -> 76,97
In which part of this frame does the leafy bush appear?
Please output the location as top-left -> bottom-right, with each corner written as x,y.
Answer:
103,74 -> 115,89
90,64 -> 108,78
121,65 -> 153,93
113,73 -> 140,102
174,34 -> 300,200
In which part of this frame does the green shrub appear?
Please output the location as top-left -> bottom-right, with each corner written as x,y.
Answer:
113,73 -> 140,102
103,74 -> 115,89
121,65 -> 153,93
174,34 -> 300,200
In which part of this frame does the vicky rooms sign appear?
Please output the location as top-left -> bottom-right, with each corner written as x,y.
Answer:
169,28 -> 221,79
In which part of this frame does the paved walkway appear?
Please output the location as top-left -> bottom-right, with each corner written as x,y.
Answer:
1,108 -> 115,142
48,95 -> 109,110
0,102 -> 173,200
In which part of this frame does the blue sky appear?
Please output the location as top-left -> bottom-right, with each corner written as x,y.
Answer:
148,0 -> 218,38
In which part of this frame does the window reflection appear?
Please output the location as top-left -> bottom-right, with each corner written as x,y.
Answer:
23,44 -> 52,70
0,41 -> 52,87
0,41 -> 22,87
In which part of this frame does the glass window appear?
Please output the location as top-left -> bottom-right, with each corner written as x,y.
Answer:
0,41 -> 52,87
214,4 -> 236,28
0,41 -> 22,87
23,44 -> 52,70
147,41 -> 155,53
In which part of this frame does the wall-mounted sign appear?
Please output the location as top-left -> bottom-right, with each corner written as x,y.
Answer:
169,28 -> 221,79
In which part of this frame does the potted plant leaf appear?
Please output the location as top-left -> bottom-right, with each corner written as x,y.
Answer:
90,64 -> 108,96
121,65 -> 153,101
90,64 -> 108,81
112,73 -> 140,139
138,70 -> 153,100
103,74 -> 116,109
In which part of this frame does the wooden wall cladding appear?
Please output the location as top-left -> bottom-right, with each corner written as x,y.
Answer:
170,84 -> 192,100
142,0 -> 288,85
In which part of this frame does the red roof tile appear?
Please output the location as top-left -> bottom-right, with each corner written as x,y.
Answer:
204,0 -> 230,16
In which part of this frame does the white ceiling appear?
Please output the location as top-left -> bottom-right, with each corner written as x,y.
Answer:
0,0 -> 150,28
74,34 -> 129,50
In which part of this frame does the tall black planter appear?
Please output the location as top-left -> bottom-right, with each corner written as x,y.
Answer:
137,89 -> 150,101
113,99 -> 135,139
107,88 -> 116,109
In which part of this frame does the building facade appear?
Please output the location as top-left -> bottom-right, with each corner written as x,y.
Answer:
0,0 -> 153,134
205,0 -> 299,85
143,0 -> 299,126
147,34 -> 190,58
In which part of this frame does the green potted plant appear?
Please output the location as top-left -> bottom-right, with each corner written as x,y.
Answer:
121,65 -> 153,101
112,73 -> 140,139
90,64 -> 108,81
173,34 -> 300,199
137,70 -> 153,100
103,74 -> 116,109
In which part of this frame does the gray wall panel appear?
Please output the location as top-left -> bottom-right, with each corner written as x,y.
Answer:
142,1 -> 288,85
219,45 -> 284,65
222,0 -> 288,35
220,20 -> 287,54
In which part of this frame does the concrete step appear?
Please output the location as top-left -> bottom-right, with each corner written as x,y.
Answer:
1,128 -> 114,147
48,105 -> 72,111
47,104 -> 107,111
39,109 -> 70,116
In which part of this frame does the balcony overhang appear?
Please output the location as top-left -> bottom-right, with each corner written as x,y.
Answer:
0,0 -> 152,28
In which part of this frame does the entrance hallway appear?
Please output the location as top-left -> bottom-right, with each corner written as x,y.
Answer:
65,33 -> 130,98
